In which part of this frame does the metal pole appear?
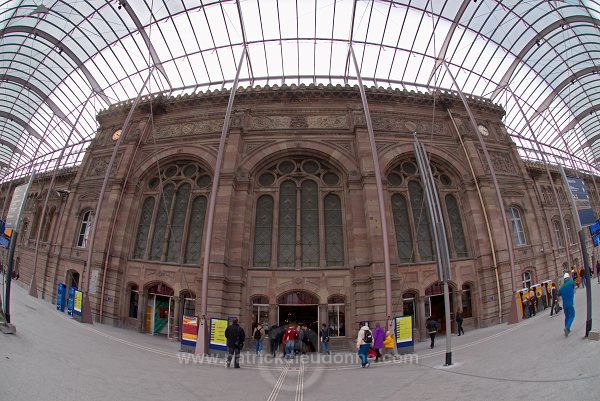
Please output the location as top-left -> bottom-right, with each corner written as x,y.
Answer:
81,68 -> 156,324
442,61 -> 519,323
30,99 -> 91,298
447,110 -> 503,323
413,136 -> 452,365
197,47 -> 247,356
4,171 -> 36,323
348,45 -> 394,331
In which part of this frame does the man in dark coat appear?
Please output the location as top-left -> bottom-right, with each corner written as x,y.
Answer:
269,325 -> 282,357
225,318 -> 245,368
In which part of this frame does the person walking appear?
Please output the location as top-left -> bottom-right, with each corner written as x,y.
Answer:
225,318 -> 245,368
282,325 -> 298,359
456,311 -> 465,336
383,330 -> 395,359
541,284 -> 547,310
426,316 -> 438,349
372,323 -> 385,362
253,324 -> 265,354
596,260 -> 600,284
550,283 -> 558,317
269,325 -> 281,357
558,272 -> 576,337
356,322 -> 372,368
320,323 -> 330,355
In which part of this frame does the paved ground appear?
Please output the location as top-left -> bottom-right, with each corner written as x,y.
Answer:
1,278 -> 599,401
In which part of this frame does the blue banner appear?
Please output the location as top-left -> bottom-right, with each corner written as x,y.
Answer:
564,174 -> 596,228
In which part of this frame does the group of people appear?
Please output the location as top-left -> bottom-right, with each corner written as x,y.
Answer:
523,283 -> 559,318
355,322 -> 396,368
424,310 -> 465,349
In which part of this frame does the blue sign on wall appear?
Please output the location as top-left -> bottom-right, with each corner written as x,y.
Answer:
56,283 -> 66,312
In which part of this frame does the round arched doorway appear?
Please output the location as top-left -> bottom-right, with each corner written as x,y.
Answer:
145,282 -> 175,337
424,282 -> 454,333
277,291 -> 319,333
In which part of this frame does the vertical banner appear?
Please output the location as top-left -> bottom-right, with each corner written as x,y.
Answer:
4,184 -> 29,229
208,317 -> 228,351
181,315 -> 199,347
73,290 -> 83,315
395,315 -> 414,354
560,166 -> 596,230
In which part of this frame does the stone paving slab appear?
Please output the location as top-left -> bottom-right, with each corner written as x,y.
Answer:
1,279 -> 599,401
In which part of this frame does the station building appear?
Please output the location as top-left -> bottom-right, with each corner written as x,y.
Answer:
5,85 -> 597,348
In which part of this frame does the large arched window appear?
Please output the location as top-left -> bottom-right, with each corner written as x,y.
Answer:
388,158 -> 467,263
508,206 -> 527,246
445,195 -> 467,258
253,157 -> 344,268
77,210 -> 93,248
553,219 -> 565,248
132,161 -> 210,265
566,219 -> 575,245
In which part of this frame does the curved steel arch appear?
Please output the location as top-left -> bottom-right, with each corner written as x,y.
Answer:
491,15 -> 600,99
530,68 -> 599,122
0,74 -> 84,140
0,26 -> 110,104
0,111 -> 43,141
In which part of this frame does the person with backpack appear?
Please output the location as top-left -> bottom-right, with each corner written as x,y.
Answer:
253,324 -> 265,354
356,322 -> 372,368
224,318 -> 245,368
426,316 -> 438,349
320,323 -> 330,355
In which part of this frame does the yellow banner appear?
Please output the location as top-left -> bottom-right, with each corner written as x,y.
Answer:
395,316 -> 412,343
74,291 -> 83,313
210,318 -> 228,347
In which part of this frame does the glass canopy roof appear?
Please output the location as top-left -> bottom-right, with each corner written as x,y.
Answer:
1,0 -> 600,180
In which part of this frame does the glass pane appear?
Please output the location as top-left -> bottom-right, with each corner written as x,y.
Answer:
253,195 -> 274,267
409,181 -> 434,261
445,195 -> 468,258
166,184 -> 191,262
324,194 -> 344,266
278,180 -> 296,267
185,196 -> 207,264
301,180 -> 319,267
133,197 -> 155,259
150,184 -> 175,260
392,194 -> 413,263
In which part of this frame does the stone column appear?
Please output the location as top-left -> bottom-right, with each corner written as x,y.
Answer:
269,304 -> 278,326
138,292 -> 147,333
417,296 -> 426,342
172,296 -> 181,341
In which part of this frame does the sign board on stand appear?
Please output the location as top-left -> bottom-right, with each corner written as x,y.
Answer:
395,315 -> 414,354
209,317 -> 228,352
181,315 -> 198,353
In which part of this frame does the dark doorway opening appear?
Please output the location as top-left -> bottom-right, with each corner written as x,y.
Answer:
425,282 -> 454,333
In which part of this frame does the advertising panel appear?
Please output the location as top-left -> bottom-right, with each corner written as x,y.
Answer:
395,315 -> 414,354
181,315 -> 199,347
209,318 -> 228,351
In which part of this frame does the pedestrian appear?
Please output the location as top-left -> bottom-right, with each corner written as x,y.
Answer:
372,323 -> 385,362
541,284 -> 547,310
580,267 -> 586,288
426,316 -> 438,349
224,318 -> 245,368
528,288 -> 537,317
383,330 -> 395,358
282,324 -> 298,359
253,324 -> 265,354
596,260 -> 600,284
558,272 -> 576,337
356,322 -> 372,368
269,325 -> 281,357
320,323 -> 330,355
550,283 -> 558,316
456,311 -> 464,336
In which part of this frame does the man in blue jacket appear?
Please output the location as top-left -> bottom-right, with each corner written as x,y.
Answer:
558,272 -> 575,337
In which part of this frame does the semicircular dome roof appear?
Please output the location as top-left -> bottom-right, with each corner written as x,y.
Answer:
1,0 -> 599,180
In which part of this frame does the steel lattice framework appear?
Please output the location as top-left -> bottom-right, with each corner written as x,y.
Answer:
1,0 -> 600,180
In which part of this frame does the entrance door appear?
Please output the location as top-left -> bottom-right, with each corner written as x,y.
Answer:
145,283 -> 175,336
425,282 -> 454,334
277,291 -> 320,352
